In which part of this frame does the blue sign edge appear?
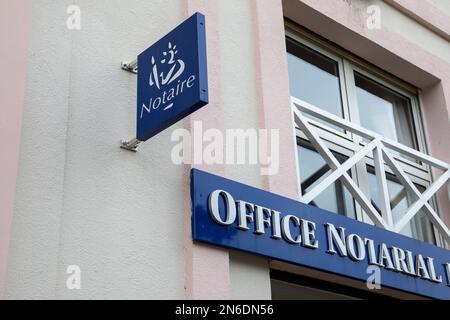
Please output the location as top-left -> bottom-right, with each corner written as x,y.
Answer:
196,13 -> 209,107
135,12 -> 209,141
190,168 -> 450,300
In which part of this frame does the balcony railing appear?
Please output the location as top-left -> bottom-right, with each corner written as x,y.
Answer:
292,97 -> 450,245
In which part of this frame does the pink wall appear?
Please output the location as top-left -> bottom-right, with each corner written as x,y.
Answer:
0,0 -> 33,298
182,0 -> 231,299
181,0 -> 302,299
421,82 -> 450,227
253,0 -> 300,200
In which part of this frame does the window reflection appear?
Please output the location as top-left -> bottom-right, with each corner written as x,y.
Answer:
297,140 -> 355,219
287,39 -> 344,123
355,73 -> 417,150
367,169 -> 436,244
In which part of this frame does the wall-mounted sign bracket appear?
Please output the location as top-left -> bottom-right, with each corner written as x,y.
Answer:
120,59 -> 139,152
119,12 -> 208,153
121,59 -> 138,74
120,138 -> 142,152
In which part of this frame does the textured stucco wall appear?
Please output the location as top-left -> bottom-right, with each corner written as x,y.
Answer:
7,0 -> 186,299
6,0 -> 73,299
6,0 -> 272,299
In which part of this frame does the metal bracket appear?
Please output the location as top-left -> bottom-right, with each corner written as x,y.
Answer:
120,138 -> 142,152
120,59 -> 140,152
121,59 -> 138,74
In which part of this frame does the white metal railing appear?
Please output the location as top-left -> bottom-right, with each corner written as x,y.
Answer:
292,97 -> 450,244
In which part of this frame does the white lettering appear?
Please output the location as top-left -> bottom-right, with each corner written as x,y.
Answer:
282,215 -> 301,244
271,210 -> 282,240
208,190 -> 236,225
254,206 -> 272,235
236,200 -> 255,231
416,254 -> 431,280
378,243 -> 395,270
444,263 -> 450,286
301,220 -> 318,249
325,223 -> 347,256
347,234 -> 365,261
426,257 -> 442,283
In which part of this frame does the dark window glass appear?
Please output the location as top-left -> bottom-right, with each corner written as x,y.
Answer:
354,73 -> 417,150
287,39 -> 344,121
367,168 -> 435,244
297,140 -> 355,219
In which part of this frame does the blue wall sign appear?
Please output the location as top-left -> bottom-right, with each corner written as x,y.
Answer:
136,12 -> 208,142
191,169 -> 450,299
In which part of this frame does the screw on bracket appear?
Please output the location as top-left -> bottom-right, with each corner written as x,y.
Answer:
120,138 -> 142,152
121,59 -> 138,74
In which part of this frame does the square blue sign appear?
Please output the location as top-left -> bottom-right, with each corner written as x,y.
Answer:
136,12 -> 208,141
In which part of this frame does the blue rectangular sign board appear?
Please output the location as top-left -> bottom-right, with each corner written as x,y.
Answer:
137,12 -> 208,141
191,169 -> 450,299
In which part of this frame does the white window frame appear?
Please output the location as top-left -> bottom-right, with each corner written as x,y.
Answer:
286,24 -> 448,247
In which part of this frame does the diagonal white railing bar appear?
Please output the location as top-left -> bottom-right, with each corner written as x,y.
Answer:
390,188 -> 407,210
292,97 -> 376,140
292,97 -> 450,170
379,147 -> 449,244
381,147 -> 450,242
380,147 -> 421,201
422,202 -> 450,244
293,107 -> 389,229
292,97 -> 450,243
384,172 -> 450,240
373,141 -> 394,229
300,139 -> 378,205
422,203 -> 450,244
382,140 -> 449,171
408,170 -> 450,226
420,170 -> 450,203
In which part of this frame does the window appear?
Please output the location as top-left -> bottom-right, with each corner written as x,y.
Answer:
366,167 -> 435,244
286,26 -> 443,246
354,73 -> 417,150
286,39 -> 344,120
297,139 -> 356,219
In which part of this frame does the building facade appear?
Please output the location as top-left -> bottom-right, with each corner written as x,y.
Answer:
1,0 -> 450,299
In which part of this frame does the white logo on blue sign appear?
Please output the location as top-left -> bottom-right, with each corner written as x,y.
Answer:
141,42 -> 196,117
136,12 -> 208,142
149,42 -> 185,90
